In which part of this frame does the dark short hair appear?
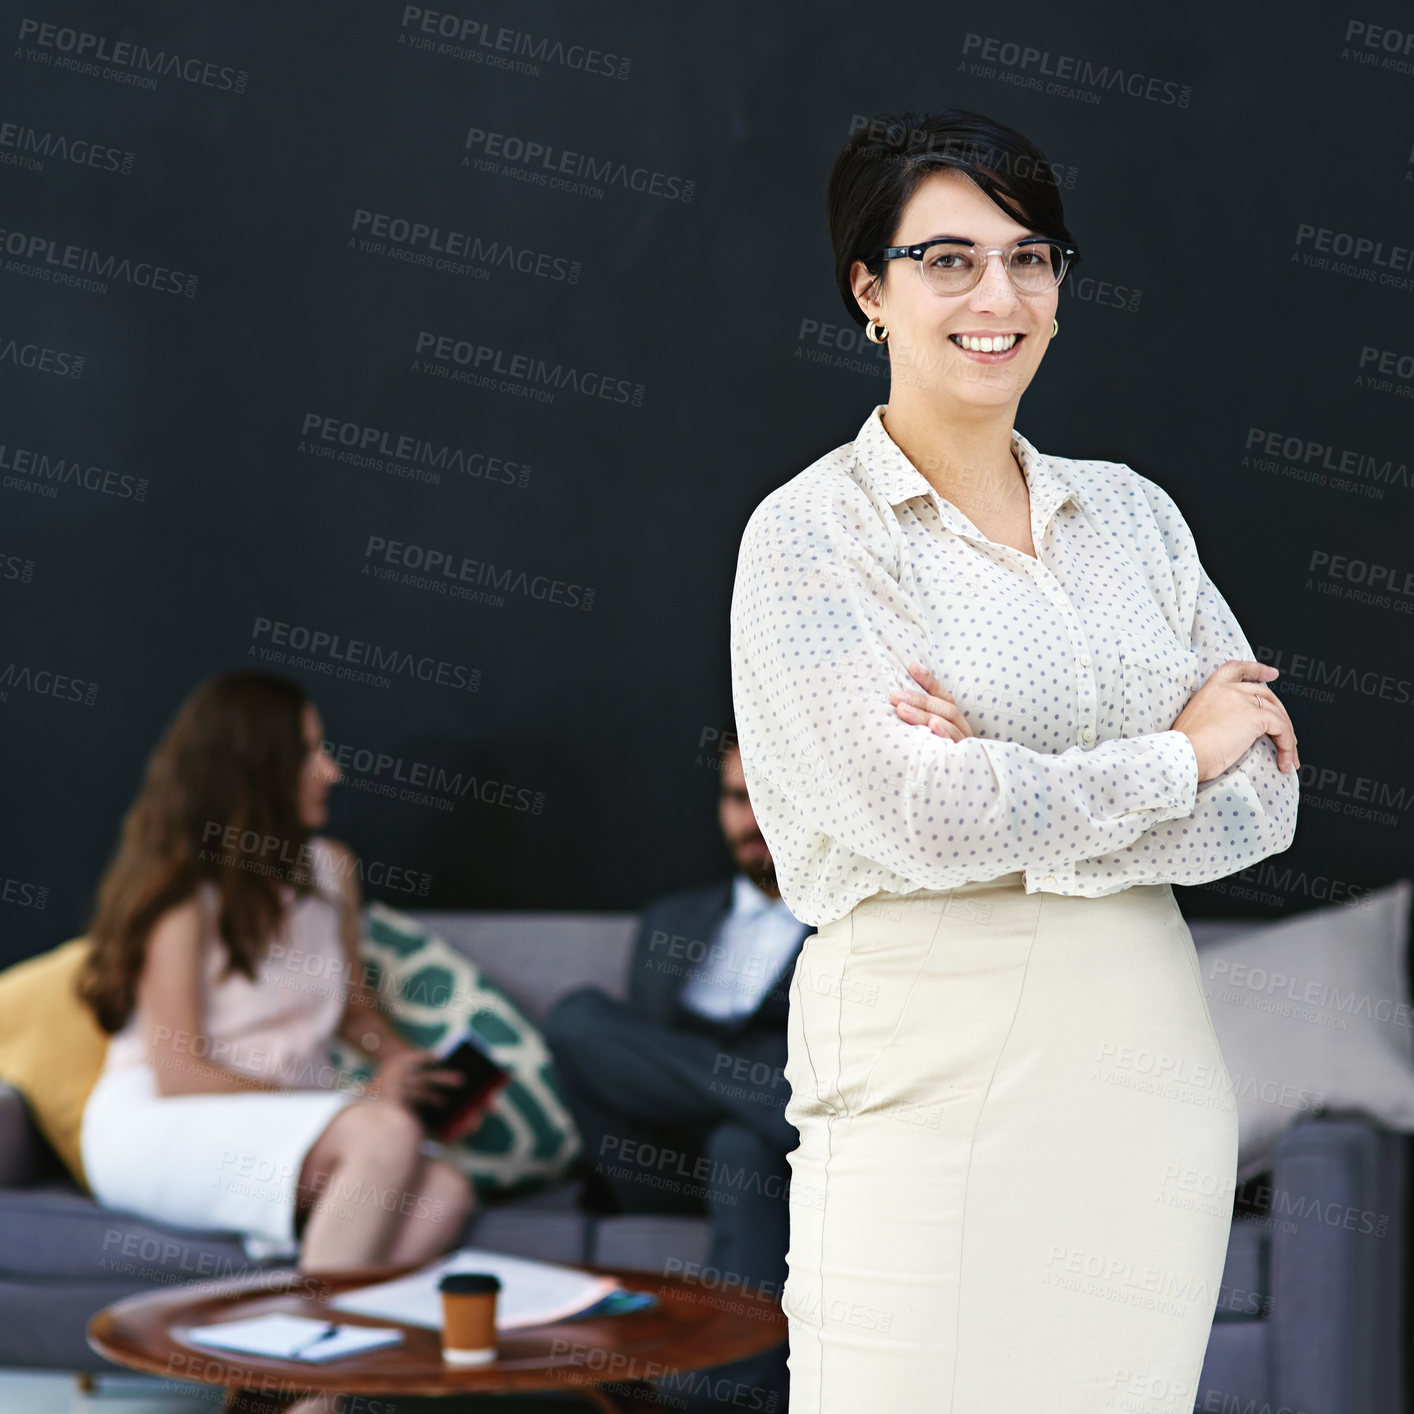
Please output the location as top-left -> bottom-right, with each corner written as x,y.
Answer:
827,107 -> 1081,328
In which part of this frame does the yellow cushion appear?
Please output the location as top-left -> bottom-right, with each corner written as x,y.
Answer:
0,937 -> 110,1191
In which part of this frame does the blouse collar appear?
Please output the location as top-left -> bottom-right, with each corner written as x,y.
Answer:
852,402 -> 1083,542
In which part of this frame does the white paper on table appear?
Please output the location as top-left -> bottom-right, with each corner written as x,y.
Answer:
328,1247 -> 619,1331
185,1313 -> 404,1361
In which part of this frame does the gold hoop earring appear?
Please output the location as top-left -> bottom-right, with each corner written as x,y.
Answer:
865,318 -> 888,345
1051,317 -> 1059,338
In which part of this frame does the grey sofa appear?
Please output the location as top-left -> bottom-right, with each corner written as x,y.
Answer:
0,909 -> 1407,1414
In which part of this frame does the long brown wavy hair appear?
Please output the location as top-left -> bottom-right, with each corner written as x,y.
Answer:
76,671 -> 324,1033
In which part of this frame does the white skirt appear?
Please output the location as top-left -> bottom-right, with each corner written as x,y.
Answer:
80,1064 -> 358,1262
783,870 -> 1239,1414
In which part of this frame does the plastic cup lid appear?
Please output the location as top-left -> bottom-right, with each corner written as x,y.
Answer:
438,1273 -> 502,1295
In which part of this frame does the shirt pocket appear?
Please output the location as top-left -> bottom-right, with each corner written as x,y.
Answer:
1119,631 -> 1202,738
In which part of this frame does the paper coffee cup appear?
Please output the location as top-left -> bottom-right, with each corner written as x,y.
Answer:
438,1273 -> 501,1365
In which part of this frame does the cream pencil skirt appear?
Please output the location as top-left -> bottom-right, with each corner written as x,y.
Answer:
782,870 -> 1238,1414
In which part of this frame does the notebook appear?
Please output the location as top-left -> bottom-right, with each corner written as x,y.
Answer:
185,1313 -> 404,1362
329,1247 -> 620,1330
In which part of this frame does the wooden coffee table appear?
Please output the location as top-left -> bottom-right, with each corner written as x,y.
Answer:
87,1261 -> 787,1412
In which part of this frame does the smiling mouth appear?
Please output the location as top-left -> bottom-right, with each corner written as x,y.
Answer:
949,331 -> 1025,353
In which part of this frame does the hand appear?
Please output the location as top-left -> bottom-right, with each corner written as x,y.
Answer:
1171,661 -> 1300,783
363,1049 -> 464,1113
889,662 -> 975,741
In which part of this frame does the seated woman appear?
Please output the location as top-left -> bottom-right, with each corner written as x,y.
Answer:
76,670 -> 476,1275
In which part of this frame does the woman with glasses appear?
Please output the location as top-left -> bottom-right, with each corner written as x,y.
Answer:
729,108 -> 1300,1413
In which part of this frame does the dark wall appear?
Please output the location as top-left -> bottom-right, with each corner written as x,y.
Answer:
3,2 -> 1411,963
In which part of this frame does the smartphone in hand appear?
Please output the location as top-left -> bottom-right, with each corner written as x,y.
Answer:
411,1030 -> 512,1141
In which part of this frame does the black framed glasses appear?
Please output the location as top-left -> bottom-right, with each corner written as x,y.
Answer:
879,237 -> 1078,295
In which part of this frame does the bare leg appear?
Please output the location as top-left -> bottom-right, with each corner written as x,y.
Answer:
294,1100 -> 428,1273
382,1156 -> 477,1268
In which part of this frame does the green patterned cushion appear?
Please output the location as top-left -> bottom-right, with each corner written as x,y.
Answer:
328,902 -> 582,1197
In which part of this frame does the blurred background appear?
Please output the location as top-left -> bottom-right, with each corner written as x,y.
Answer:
3,1 -> 1410,964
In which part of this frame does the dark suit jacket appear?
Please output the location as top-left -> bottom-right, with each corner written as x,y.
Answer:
625,876 -> 811,1039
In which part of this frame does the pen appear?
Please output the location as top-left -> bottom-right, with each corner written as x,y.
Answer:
290,1322 -> 340,1358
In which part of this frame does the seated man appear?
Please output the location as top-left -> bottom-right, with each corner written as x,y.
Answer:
543,723 -> 807,1414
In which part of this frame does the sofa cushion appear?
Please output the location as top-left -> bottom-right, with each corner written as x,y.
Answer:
327,902 -> 583,1199
0,1277 -> 210,1372
401,910 -> 638,1023
484,1177 -> 584,1212
0,1082 -> 69,1188
590,1214 -> 711,1274
0,938 -> 110,1191
0,1187 -> 253,1282
464,1208 -> 594,1267
0,1176 -> 590,1283
1214,1215 -> 1268,1321
1190,878 -> 1414,1181
1196,1319 -> 1271,1413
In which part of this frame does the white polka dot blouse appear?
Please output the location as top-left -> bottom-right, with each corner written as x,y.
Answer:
729,402 -> 1300,927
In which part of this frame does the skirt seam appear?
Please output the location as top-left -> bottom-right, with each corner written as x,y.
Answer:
947,891 -> 1046,1414
850,906 -> 949,1119
812,908 -> 853,1409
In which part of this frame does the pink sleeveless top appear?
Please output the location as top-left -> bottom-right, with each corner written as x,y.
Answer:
101,836 -> 351,1090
